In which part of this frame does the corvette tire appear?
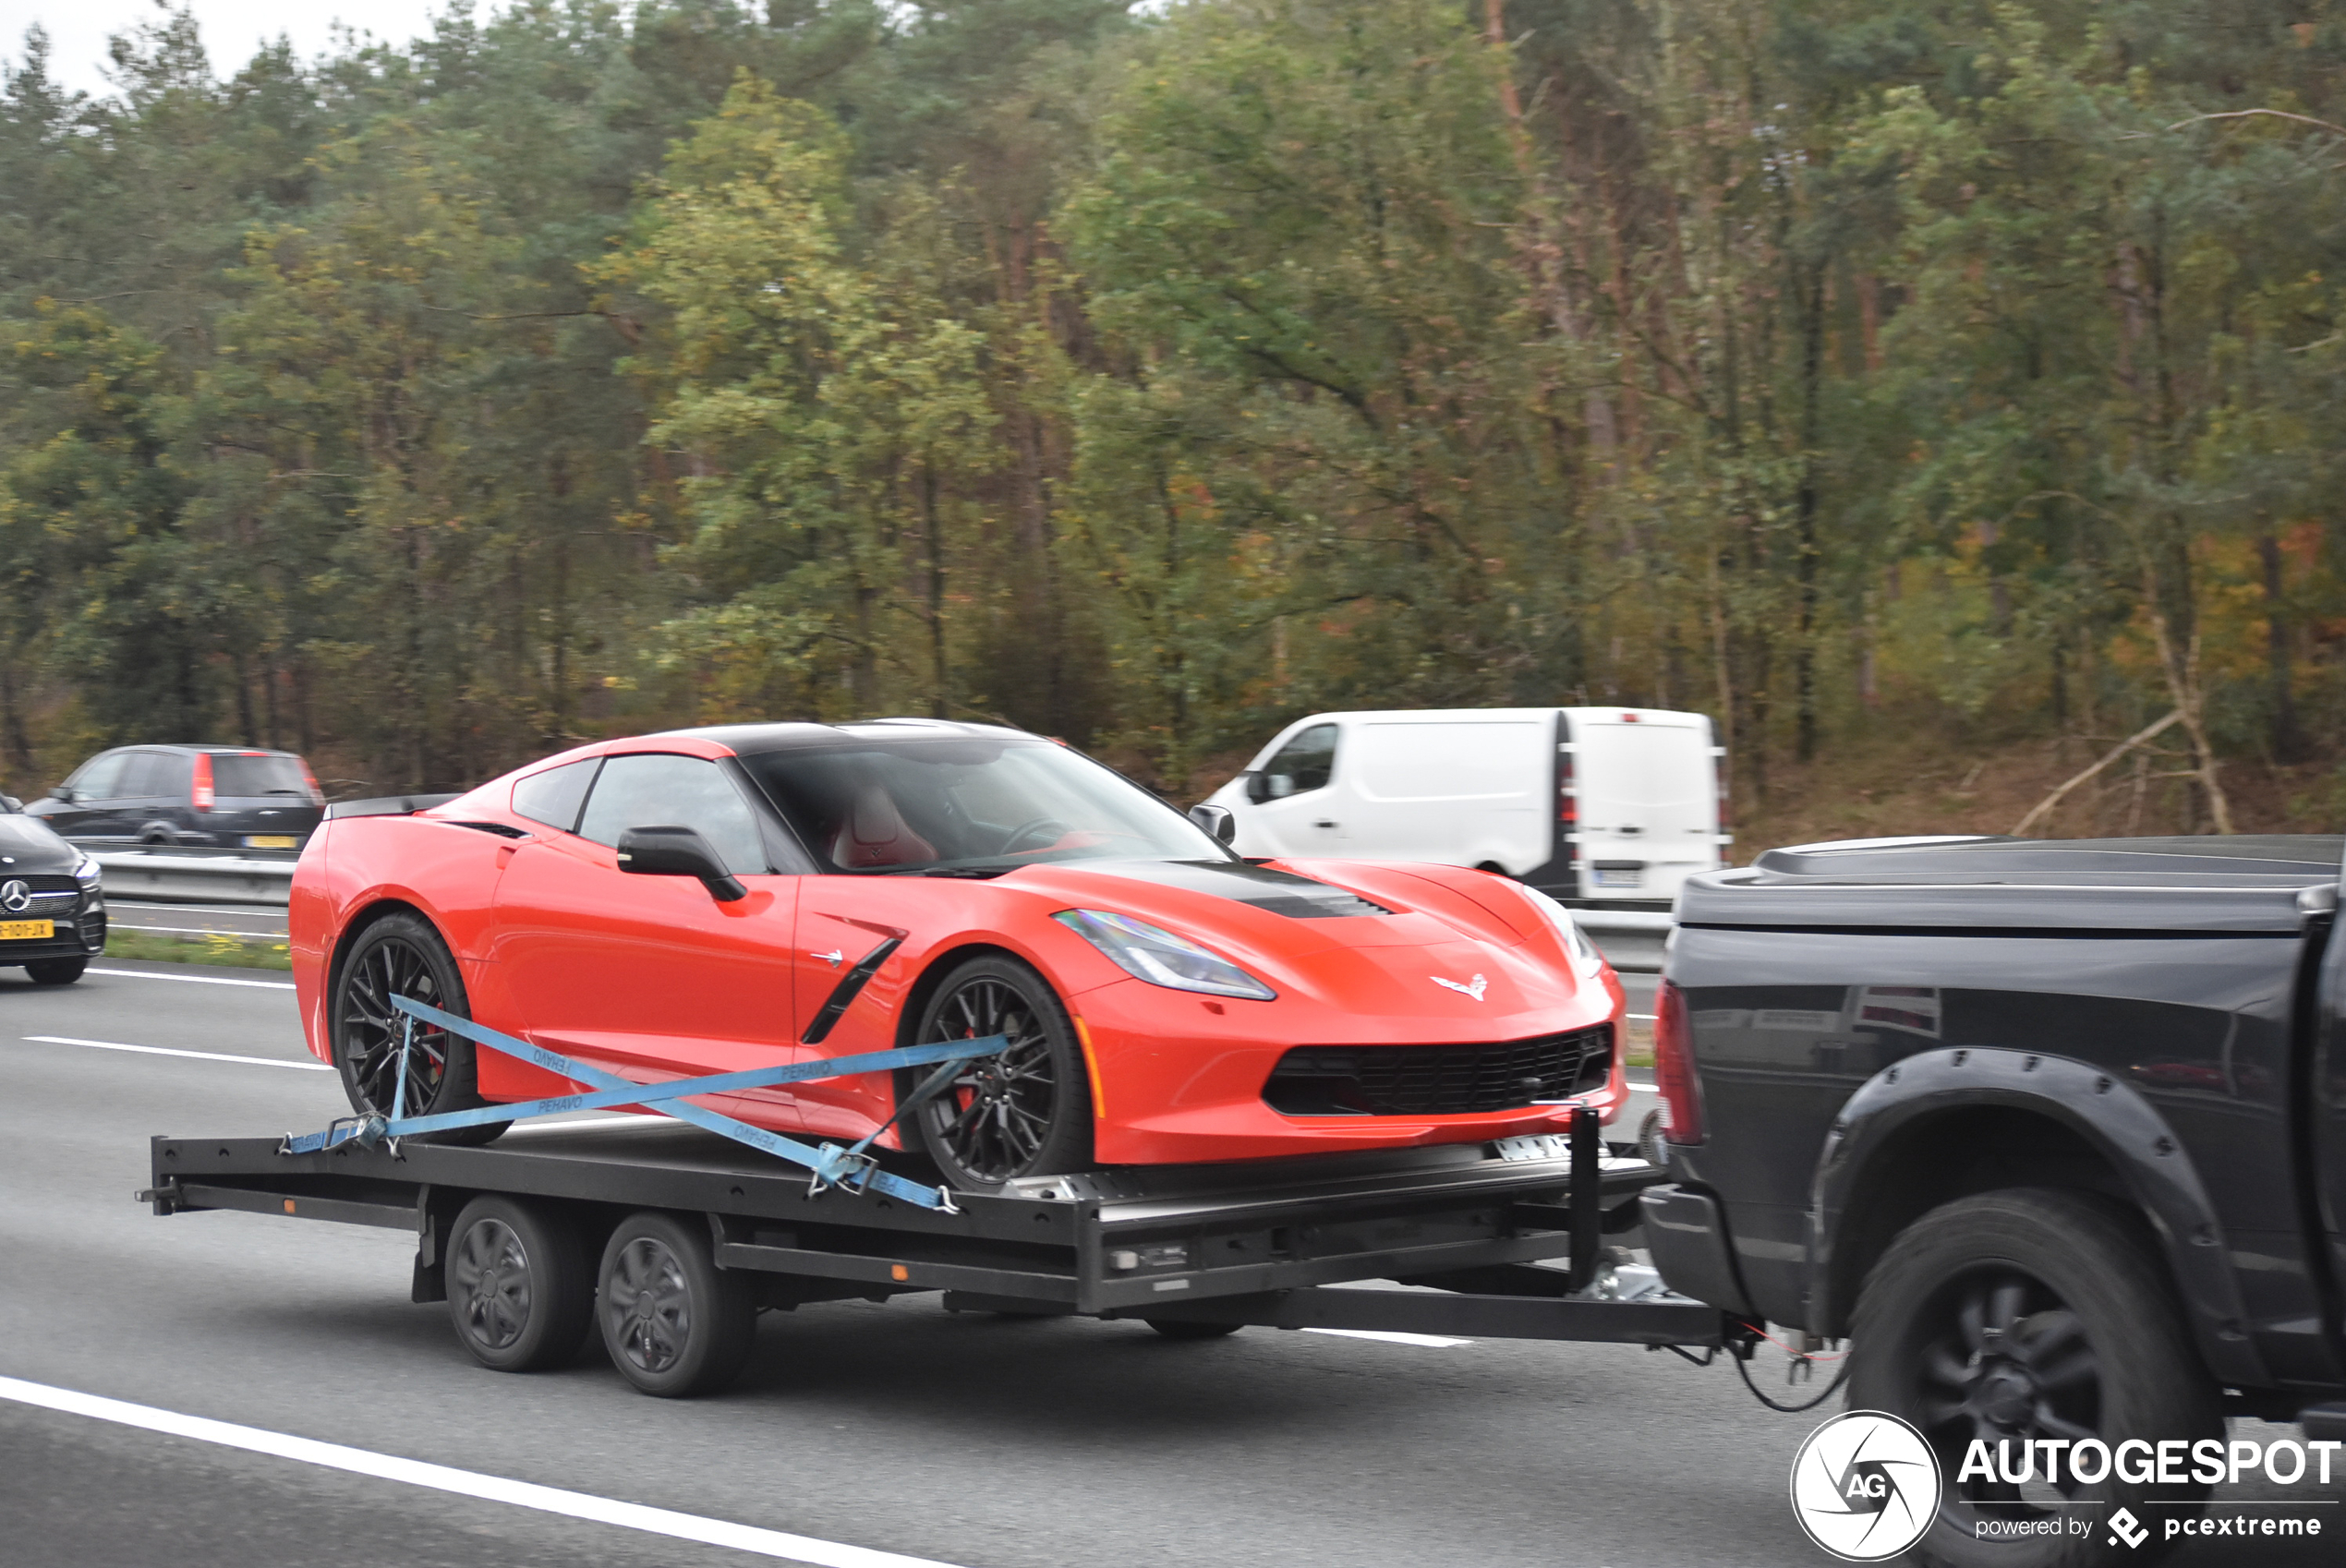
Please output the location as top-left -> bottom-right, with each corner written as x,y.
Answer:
444,1196 -> 594,1373
597,1211 -> 756,1398
909,955 -> 1094,1190
331,912 -> 508,1146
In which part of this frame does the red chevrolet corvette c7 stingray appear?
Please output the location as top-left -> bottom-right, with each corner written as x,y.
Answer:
289,720 -> 1626,1188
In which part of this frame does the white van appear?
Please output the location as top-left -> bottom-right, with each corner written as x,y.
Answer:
1202,706 -> 1726,904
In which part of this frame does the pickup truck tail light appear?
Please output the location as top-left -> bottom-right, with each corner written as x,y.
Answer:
1653,979 -> 1705,1143
191,753 -> 214,813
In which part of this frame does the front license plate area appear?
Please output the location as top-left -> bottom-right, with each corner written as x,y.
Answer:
1594,867 -> 1641,889
245,835 -> 297,849
1,920 -> 55,941
1493,1133 -> 1573,1164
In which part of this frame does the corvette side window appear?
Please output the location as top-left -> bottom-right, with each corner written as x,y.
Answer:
1260,724 -> 1337,798
511,758 -> 599,834
576,754 -> 768,874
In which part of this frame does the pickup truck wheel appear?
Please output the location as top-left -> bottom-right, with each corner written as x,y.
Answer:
1849,1188 -> 2221,1567
444,1196 -> 593,1373
909,956 -> 1094,1190
332,913 -> 508,1146
596,1211 -> 756,1398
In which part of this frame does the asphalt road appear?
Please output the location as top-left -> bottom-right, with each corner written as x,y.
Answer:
2,960 -> 2335,1568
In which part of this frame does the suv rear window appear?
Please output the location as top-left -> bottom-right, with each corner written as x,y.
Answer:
212,754 -> 310,797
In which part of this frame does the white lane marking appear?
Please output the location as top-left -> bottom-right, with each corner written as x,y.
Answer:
503,1114 -> 660,1134
88,967 -> 295,991
1626,1012 -> 1655,1021
1625,1079 -> 1656,1092
21,1035 -> 332,1072
1302,1328 -> 1472,1348
0,1376 -> 971,1568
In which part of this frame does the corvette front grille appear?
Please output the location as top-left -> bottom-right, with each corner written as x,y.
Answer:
1263,1024 -> 1614,1116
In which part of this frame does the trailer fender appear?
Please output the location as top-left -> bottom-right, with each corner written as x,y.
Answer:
1811,1045 -> 2264,1389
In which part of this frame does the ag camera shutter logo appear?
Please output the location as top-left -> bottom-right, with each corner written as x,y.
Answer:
1789,1410 -> 1942,1561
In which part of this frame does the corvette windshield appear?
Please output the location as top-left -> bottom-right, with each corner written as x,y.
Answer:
741,739 -> 1227,874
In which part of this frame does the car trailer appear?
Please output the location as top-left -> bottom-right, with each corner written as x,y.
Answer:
138,997 -> 1744,1397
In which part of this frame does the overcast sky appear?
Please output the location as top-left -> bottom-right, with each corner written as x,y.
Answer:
0,0 -> 460,96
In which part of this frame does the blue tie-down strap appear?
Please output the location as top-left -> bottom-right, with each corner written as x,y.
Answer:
281,995 -> 1006,1212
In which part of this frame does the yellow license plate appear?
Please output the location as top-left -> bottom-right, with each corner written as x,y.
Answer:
245,835 -> 297,849
0,920 -> 54,941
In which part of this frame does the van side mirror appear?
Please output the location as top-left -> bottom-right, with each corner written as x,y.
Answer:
54,786 -> 78,804
1242,772 -> 1270,805
0,796 -> 18,814
1188,803 -> 1237,845
616,825 -> 747,902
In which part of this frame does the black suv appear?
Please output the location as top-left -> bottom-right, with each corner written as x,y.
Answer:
26,745 -> 324,850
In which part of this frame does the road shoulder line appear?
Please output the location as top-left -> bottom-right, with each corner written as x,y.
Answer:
0,1375 -> 966,1568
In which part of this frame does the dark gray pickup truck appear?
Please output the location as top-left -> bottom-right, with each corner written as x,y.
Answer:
1643,835 -> 2346,1563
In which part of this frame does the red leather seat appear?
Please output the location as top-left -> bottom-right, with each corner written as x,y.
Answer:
828,785 -> 937,869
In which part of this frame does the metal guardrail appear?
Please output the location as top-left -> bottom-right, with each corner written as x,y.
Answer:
1574,910 -> 1670,975
91,849 -> 298,906
83,849 -> 1677,970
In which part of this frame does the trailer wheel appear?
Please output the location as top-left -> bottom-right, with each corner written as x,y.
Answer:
1145,1319 -> 1242,1341
444,1196 -> 593,1373
596,1212 -> 756,1398
1848,1187 -> 2221,1568
332,912 -> 507,1146
908,955 -> 1094,1189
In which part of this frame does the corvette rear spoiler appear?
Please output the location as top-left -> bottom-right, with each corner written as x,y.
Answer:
323,792 -> 463,820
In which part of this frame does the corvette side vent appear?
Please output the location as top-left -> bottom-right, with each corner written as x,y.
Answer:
1263,1025 -> 1614,1116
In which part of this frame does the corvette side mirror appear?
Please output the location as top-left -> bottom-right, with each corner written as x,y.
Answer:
1188,803 -> 1238,845
616,825 -> 748,902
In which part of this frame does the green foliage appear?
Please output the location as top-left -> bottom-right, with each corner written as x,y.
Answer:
3,0 -> 2346,831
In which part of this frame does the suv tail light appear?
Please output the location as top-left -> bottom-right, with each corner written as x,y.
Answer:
1653,980 -> 1705,1144
191,753 -> 214,812
298,758 -> 324,806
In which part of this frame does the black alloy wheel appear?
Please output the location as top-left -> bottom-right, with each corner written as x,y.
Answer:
443,1195 -> 593,1373
911,956 -> 1093,1189
595,1211 -> 756,1398
1849,1188 -> 2222,1568
331,912 -> 506,1145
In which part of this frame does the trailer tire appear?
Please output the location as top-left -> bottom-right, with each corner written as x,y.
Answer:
331,912 -> 507,1146
1847,1187 -> 2221,1568
444,1196 -> 594,1373
1145,1319 -> 1242,1341
597,1212 -> 756,1398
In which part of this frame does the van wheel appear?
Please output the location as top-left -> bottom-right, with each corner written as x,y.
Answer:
1848,1188 -> 2221,1567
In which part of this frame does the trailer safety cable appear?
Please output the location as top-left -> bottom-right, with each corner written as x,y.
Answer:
1731,1319 -> 1850,1413
281,995 -> 1006,1212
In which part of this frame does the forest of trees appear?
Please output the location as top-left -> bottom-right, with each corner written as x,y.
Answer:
6,1 -> 2346,836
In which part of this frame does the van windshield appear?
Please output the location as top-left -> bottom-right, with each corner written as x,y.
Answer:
740,740 -> 1228,874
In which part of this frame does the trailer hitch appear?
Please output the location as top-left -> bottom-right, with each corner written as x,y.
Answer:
280,995 -> 1007,1212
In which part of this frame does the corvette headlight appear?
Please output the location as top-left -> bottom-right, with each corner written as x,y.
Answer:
1053,909 -> 1277,1001
1521,886 -> 1606,981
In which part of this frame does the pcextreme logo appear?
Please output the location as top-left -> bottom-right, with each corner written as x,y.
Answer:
1789,1410 -> 1942,1562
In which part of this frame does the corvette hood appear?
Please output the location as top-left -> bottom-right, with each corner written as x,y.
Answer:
1001,857 -> 1599,1029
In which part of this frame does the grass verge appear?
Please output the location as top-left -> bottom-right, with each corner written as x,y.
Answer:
102,927 -> 293,971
